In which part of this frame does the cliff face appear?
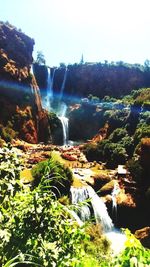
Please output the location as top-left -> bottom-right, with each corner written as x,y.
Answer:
34,62 -> 150,103
0,21 -> 34,68
57,63 -> 149,99
0,22 -> 50,144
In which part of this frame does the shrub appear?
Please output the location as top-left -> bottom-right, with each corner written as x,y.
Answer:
0,144 -> 23,202
0,146 -> 86,267
32,158 -> 73,197
0,186 -> 86,266
127,158 -> 143,184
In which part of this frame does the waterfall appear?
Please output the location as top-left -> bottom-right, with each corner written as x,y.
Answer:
70,187 -> 91,221
45,67 -> 56,110
59,67 -> 68,101
111,182 -> 120,223
87,186 -> 113,232
44,67 -> 51,110
49,68 -> 56,102
59,116 -> 69,145
30,64 -> 34,75
70,186 -> 113,232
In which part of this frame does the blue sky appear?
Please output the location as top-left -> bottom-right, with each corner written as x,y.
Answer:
1,0 -> 150,67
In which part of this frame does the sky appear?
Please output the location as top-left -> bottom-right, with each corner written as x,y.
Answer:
1,0 -> 150,67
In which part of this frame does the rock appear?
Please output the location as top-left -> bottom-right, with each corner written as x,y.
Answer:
91,123 -> 109,143
99,180 -> 115,195
0,22 -> 50,144
135,227 -> 150,248
92,173 -> 111,191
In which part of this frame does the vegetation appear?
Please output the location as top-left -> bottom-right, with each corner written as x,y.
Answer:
0,141 -> 150,266
83,87 -> 150,170
0,145 -> 86,266
112,229 -> 150,266
35,51 -> 46,65
31,157 -> 73,196
0,123 -> 17,142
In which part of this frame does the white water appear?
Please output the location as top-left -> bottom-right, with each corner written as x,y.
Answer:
70,187 -> 91,221
70,186 -> 113,231
87,186 -> 113,231
42,67 -> 57,110
59,116 -> 69,145
70,186 -> 127,255
59,67 -> 68,101
111,182 -> 120,222
106,230 -> 127,255
50,68 -> 56,101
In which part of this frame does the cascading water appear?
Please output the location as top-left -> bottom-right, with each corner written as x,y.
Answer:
59,67 -> 68,101
49,68 -> 56,103
111,182 -> 120,223
87,186 -> 113,232
70,186 -> 113,232
57,102 -> 69,146
44,67 -> 56,110
44,66 -> 69,145
59,116 -> 69,145
70,187 -> 91,221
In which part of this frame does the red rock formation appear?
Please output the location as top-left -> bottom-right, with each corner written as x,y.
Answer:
91,123 -> 109,143
0,22 -> 50,143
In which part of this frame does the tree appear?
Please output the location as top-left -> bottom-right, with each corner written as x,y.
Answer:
35,50 -> 46,65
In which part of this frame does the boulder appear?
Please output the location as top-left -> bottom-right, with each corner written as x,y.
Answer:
135,227 -> 150,249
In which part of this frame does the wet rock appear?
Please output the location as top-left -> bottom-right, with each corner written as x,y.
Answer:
135,227 -> 150,249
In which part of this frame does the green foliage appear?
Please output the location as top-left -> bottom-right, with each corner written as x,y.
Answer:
83,224 -> 111,266
87,94 -> 99,103
134,88 -> 150,107
0,123 -> 17,142
103,142 -> 127,168
32,158 -> 73,196
134,123 -> 150,145
0,146 -> 86,266
103,109 -> 129,130
109,128 -> 128,142
0,146 -> 150,267
59,62 -> 66,68
127,158 -> 143,184
83,143 -> 100,162
112,229 -> 150,266
0,144 -> 22,203
0,138 -> 5,147
84,137 -> 128,168
35,51 -> 46,65
0,187 -> 86,266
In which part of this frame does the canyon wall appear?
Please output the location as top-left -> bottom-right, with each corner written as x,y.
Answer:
0,22 -> 50,143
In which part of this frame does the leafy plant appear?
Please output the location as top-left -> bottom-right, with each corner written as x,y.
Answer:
112,229 -> 150,266
0,144 -> 23,203
31,158 -> 73,196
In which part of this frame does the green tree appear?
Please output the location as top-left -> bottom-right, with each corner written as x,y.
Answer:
35,51 -> 46,65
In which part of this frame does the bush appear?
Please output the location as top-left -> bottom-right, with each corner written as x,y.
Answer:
32,158 -> 73,197
0,123 -> 17,142
127,158 -> 143,184
0,146 -> 86,266
0,144 -> 23,202
0,186 -> 86,266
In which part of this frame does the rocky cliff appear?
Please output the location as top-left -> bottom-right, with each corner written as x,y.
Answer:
34,62 -> 150,100
0,21 -> 50,144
